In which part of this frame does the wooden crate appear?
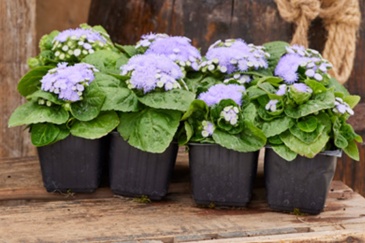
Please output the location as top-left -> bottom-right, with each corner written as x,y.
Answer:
1,150 -> 365,242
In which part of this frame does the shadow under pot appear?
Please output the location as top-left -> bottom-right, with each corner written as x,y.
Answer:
37,135 -> 107,193
108,132 -> 178,200
188,143 -> 259,207
264,148 -> 341,215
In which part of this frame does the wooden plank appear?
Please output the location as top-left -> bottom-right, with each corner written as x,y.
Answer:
36,0 -> 91,41
0,181 -> 364,242
0,0 -> 37,159
0,153 -> 365,242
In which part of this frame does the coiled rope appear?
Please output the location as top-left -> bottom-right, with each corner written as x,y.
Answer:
275,0 -> 361,84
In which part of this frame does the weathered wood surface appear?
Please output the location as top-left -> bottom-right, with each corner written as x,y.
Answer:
0,0 -> 36,158
0,151 -> 365,242
89,0 -> 365,197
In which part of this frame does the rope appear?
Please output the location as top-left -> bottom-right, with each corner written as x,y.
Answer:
275,0 -> 361,84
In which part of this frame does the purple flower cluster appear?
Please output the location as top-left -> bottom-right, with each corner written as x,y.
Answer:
40,63 -> 98,102
135,33 -> 169,49
198,84 -> 246,107
265,99 -> 279,112
201,120 -> 215,137
52,28 -> 110,62
200,39 -> 269,74
275,45 -> 333,84
144,36 -> 202,70
120,54 -> 183,93
334,97 -> 354,115
292,83 -> 313,93
220,106 -> 240,125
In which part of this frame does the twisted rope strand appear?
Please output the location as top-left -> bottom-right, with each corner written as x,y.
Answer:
275,0 -> 361,84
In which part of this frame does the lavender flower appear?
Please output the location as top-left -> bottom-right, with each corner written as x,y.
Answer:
201,120 -> 215,137
120,54 -> 183,93
40,63 -> 98,102
52,28 -> 111,62
292,83 -> 313,93
265,99 -> 279,112
276,84 -> 287,96
275,45 -> 333,83
201,39 -> 269,74
334,97 -> 354,115
197,84 -> 246,107
224,74 -> 251,84
135,33 -> 169,49
144,36 -> 202,70
274,54 -> 305,84
220,106 -> 240,125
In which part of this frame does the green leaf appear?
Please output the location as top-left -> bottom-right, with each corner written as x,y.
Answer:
181,99 -> 209,121
343,140 -> 360,161
26,90 -> 63,105
92,72 -> 139,112
334,133 -> 348,149
305,79 -> 327,94
290,123 -> 325,144
81,50 -> 125,74
343,95 -> 361,109
17,66 -> 53,97
241,103 -> 257,123
177,122 -> 194,145
116,44 -> 138,57
70,111 -> 119,139
271,145 -> 297,161
70,84 -> 105,121
268,135 -> 283,145
328,77 -> 349,95
263,41 -> 289,72
118,108 -> 182,153
138,89 -> 195,111
285,91 -> 335,119
297,116 -> 317,132
39,30 -> 59,51
280,131 -> 330,158
246,86 -> 267,100
31,123 -> 60,146
261,116 -> 293,137
212,122 -> 266,152
8,102 -> 69,127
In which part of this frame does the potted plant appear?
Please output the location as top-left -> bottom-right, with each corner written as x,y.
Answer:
108,34 -> 198,200
179,39 -> 268,207
8,24 -> 125,192
249,42 -> 362,214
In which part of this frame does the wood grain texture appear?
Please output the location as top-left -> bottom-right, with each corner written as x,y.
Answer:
0,0 -> 36,158
0,154 -> 365,242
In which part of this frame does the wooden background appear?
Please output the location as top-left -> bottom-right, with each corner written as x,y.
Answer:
1,0 -> 364,196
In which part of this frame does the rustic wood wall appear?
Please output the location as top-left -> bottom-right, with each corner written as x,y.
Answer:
88,0 -> 365,196
0,0 -> 90,159
0,0 -> 37,158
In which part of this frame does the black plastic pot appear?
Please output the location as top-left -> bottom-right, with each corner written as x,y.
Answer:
108,132 -> 178,200
37,135 -> 107,193
264,148 -> 341,215
189,143 -> 259,207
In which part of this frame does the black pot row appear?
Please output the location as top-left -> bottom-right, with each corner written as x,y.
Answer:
37,133 -> 340,215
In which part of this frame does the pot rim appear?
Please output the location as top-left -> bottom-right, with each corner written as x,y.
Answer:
265,145 -> 342,158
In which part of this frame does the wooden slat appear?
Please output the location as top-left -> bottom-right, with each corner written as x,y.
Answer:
0,153 -> 365,242
0,0 -> 36,158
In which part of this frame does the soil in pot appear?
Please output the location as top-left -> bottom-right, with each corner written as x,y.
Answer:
108,132 -> 178,200
189,143 -> 259,207
264,148 -> 340,215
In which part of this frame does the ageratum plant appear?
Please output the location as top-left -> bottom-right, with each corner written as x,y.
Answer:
8,63 -> 119,146
8,24 -> 127,146
247,42 -> 362,161
112,33 -> 199,153
178,39 -> 269,152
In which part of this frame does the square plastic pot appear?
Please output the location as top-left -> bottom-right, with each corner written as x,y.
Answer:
37,135 -> 107,193
108,132 -> 178,200
264,148 -> 341,215
189,143 -> 259,207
